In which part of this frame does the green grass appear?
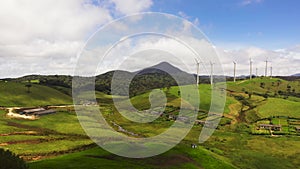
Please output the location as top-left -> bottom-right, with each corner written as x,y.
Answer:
271,118 -> 288,126
29,144 -> 237,169
258,98 -> 300,118
203,131 -> 300,169
0,135 -> 47,143
0,110 -> 92,161
129,84 -> 228,113
4,139 -> 93,155
0,81 -> 72,107
10,111 -> 86,135
1,77 -> 300,168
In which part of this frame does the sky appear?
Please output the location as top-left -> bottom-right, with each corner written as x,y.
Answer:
0,0 -> 299,78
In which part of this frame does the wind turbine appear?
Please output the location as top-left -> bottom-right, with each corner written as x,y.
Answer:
233,61 -> 237,82
249,58 -> 253,80
195,58 -> 200,86
270,64 -> 273,79
265,57 -> 268,77
256,68 -> 258,78
210,61 -> 215,86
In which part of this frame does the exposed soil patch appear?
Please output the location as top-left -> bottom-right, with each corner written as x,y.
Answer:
20,143 -> 97,161
0,137 -> 69,145
0,131 -> 38,136
2,139 -> 41,145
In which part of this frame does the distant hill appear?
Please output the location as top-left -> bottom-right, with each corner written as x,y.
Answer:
3,62 -> 198,97
136,62 -> 187,75
95,62 -> 195,96
292,73 -> 300,77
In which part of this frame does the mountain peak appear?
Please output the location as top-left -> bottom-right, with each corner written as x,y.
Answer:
136,62 -> 186,75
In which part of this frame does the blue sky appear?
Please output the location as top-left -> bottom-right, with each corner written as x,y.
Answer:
0,0 -> 299,78
151,0 -> 300,50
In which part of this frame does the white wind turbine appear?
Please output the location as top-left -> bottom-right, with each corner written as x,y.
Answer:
265,57 -> 268,77
270,62 -> 273,79
195,58 -> 200,86
210,61 -> 215,86
233,61 -> 237,82
249,58 -> 253,80
256,68 -> 258,77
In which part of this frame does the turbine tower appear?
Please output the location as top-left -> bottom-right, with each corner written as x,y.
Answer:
195,58 -> 200,86
210,61 -> 215,86
249,58 -> 253,80
265,58 -> 268,77
256,68 -> 258,77
233,61 -> 237,82
270,65 -> 273,79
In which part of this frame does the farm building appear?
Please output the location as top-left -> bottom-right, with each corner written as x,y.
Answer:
195,120 -> 205,125
20,108 -> 56,116
177,116 -> 189,122
168,115 -> 176,120
195,120 -> 215,128
21,108 -> 45,114
258,124 -> 282,131
32,109 -> 56,116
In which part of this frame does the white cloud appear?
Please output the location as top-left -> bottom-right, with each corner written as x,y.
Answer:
0,0 -> 298,78
0,0 -> 153,78
217,46 -> 300,76
240,0 -> 263,6
109,0 -> 153,15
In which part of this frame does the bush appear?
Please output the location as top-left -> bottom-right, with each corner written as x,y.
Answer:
0,148 -> 28,169
234,123 -> 251,133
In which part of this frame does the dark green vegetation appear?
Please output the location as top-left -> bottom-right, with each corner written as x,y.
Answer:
0,148 -> 28,169
0,72 -> 299,168
5,62 -> 209,97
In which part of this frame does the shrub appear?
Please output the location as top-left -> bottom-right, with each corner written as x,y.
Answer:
0,148 -> 28,169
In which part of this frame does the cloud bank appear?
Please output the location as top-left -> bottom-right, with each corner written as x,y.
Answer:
0,0 -> 299,78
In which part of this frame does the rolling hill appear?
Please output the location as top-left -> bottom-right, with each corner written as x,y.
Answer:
0,81 -> 72,107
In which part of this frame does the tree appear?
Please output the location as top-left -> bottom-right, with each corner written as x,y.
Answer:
260,82 -> 265,88
0,148 -> 28,169
25,80 -> 32,93
287,84 -> 291,93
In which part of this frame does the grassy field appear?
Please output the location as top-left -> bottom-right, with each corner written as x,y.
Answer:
0,81 -> 72,107
0,110 -> 93,161
29,143 -> 237,169
257,98 -> 300,118
1,77 -> 300,168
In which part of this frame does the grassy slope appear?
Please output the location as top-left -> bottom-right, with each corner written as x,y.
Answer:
227,77 -> 300,97
29,144 -> 236,169
203,131 -> 300,169
129,84 -> 234,113
0,110 -> 92,161
0,81 -> 72,107
26,84 -> 237,169
257,98 -> 300,118
1,77 -> 300,168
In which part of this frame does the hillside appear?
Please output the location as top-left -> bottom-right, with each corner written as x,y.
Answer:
4,62 -> 201,97
0,81 -> 72,107
0,64 -> 300,169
